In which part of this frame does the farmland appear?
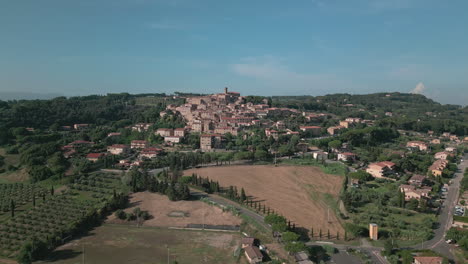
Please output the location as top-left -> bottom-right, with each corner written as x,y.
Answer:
0,171 -> 128,263
107,192 -> 242,228
184,165 -> 345,235
36,224 -> 242,264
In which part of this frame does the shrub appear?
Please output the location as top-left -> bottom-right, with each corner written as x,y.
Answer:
115,209 -> 126,220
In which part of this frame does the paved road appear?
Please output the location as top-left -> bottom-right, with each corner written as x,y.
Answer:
330,249 -> 362,264
305,241 -> 388,264
414,154 -> 468,260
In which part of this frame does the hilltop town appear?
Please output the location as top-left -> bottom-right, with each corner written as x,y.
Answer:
0,90 -> 467,264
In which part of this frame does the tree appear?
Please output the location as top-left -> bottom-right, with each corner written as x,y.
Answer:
284,241 -> 306,254
383,239 -> 394,256
406,198 -> 419,211
282,231 -> 300,243
328,140 -> 342,151
10,199 -> 15,218
50,186 -> 54,196
240,188 -> 247,202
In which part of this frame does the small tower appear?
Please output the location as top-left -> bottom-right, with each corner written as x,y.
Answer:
224,87 -> 228,94
369,223 -> 378,240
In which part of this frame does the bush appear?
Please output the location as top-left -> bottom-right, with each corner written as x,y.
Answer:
115,209 -> 126,220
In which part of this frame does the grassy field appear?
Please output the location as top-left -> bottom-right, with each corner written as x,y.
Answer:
185,165 -> 345,235
0,148 -> 27,183
36,224 -> 243,264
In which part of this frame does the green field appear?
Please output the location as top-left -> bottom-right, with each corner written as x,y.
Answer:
36,224 -> 243,264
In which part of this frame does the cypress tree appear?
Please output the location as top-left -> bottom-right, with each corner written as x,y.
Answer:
327,229 -> 330,239
319,229 -> 322,238
10,200 -> 15,218
50,186 -> 54,196
33,193 -> 36,207
240,188 -> 247,202
310,228 -> 314,237
337,231 -> 340,240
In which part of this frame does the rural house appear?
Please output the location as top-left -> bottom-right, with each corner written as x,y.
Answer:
131,140 -> 149,149
337,152 -> 356,162
399,185 -> 431,200
406,141 -> 428,151
429,159 -> 449,177
366,161 -> 396,178
156,128 -> 174,137
413,256 -> 443,264
408,174 -> 426,187
86,153 -> 105,162
241,237 -> 255,248
107,144 -> 129,155
244,246 -> 263,264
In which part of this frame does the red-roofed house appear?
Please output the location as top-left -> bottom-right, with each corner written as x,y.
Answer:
156,128 -> 173,137
107,144 -> 130,155
406,141 -> 428,151
244,246 -> 263,264
174,128 -> 187,137
366,161 -> 396,178
131,140 -> 149,149
86,153 -> 106,162
413,256 -> 443,264
140,147 -> 163,159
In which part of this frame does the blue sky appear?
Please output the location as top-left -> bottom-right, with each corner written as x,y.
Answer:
1,0 -> 467,105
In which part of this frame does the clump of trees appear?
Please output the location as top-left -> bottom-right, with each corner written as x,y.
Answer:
122,168 -> 191,201
115,207 -> 151,221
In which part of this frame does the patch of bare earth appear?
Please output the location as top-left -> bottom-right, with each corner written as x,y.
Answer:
107,192 -> 242,228
185,165 -> 344,234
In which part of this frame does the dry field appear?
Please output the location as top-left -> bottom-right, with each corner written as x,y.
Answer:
36,224 -> 242,264
185,165 -> 344,234
107,192 -> 242,228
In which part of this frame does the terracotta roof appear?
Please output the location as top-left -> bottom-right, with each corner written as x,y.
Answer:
109,144 -> 128,148
244,246 -> 263,259
241,237 -> 255,245
86,153 -> 105,159
413,256 -> 443,264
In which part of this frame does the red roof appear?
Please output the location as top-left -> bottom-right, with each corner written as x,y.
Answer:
143,147 -> 163,152
131,140 -> 148,144
109,144 -> 128,148
71,140 -> 94,145
340,152 -> 356,156
413,256 -> 443,264
86,153 -> 105,159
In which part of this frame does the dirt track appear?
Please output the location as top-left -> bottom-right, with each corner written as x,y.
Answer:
185,165 -> 344,234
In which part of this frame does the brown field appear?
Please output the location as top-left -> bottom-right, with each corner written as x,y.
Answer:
107,192 -> 242,228
36,224 -> 242,264
185,165 -> 344,234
